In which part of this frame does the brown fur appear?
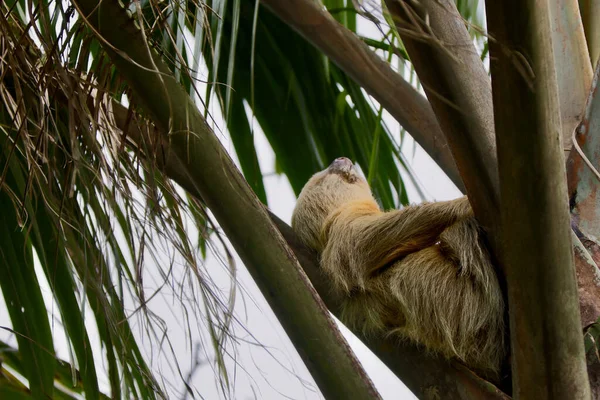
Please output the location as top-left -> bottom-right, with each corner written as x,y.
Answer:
292,158 -> 505,377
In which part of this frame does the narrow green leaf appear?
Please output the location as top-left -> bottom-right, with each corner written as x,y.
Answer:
0,194 -> 55,399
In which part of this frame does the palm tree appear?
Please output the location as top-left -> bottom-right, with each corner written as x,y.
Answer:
0,0 -> 598,399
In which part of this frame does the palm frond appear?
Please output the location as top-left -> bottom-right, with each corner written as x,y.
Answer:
0,2 -> 236,397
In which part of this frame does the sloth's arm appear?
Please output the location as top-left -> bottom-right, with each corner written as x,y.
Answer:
320,196 -> 472,290
363,196 -> 472,269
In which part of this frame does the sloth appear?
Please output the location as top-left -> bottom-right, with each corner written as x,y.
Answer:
291,157 -> 505,377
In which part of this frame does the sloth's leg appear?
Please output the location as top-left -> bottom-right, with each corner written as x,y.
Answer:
386,238 -> 504,374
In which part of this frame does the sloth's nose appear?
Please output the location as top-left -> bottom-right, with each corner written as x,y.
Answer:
330,157 -> 353,170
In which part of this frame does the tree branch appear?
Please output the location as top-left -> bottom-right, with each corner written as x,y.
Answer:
71,1 -> 381,398
383,0 -> 499,236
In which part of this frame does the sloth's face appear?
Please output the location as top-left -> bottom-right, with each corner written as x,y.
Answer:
292,158 -> 375,250
309,157 -> 372,199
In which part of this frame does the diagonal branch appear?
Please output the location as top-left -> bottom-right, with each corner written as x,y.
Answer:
383,0 -> 499,236
71,1 -> 381,399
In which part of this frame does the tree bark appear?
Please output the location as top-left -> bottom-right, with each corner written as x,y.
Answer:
567,63 -> 600,243
383,0 -> 499,237
566,64 -> 600,398
487,0 -> 591,397
549,0 -> 593,154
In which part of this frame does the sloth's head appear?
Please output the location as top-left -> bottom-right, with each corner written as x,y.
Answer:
292,157 -> 376,251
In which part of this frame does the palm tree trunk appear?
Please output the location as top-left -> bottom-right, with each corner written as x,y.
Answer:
487,0 -> 590,397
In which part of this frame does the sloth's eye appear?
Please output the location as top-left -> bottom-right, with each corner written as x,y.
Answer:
342,173 -> 358,184
328,170 -> 358,184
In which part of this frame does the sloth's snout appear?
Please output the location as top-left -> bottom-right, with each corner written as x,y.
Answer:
328,157 -> 353,172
